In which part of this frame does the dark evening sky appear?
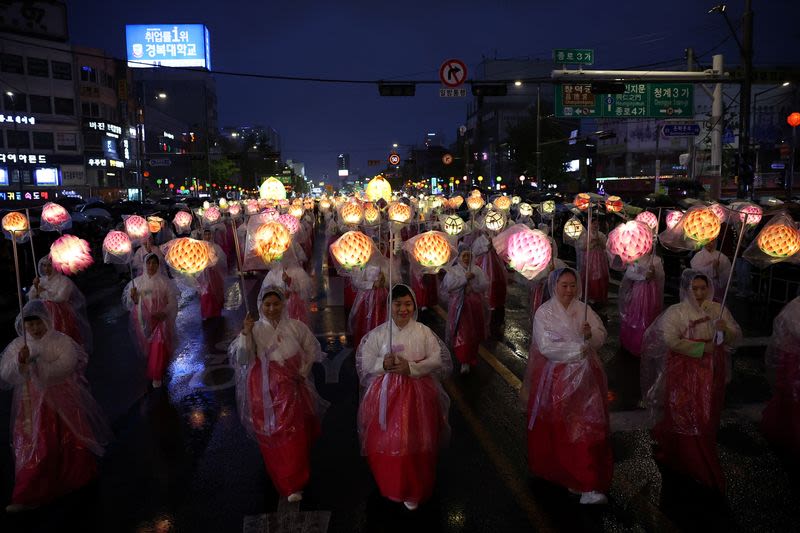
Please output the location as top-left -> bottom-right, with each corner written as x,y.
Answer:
68,0 -> 799,180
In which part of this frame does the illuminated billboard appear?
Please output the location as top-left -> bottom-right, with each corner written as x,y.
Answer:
126,24 -> 211,69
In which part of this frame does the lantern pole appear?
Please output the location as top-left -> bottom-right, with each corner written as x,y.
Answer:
387,223 -> 394,359
716,212 -> 748,343
25,208 -> 38,279
11,231 -> 26,345
651,207 -> 662,258
583,203 -> 592,322
230,217 -> 248,315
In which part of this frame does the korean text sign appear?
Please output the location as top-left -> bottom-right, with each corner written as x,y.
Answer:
126,24 -> 211,69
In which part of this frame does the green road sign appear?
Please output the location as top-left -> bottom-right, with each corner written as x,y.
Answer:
555,82 -> 693,118
553,48 -> 594,65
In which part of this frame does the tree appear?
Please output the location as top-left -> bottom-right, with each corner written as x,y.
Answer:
210,158 -> 240,187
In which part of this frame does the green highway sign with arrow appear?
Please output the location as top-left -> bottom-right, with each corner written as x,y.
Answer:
555,82 -> 693,118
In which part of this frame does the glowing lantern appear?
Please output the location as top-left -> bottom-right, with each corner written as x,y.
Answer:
50,235 -> 93,275
470,189 -> 481,197
125,215 -> 149,243
203,201 -> 211,210
102,230 -> 132,263
709,203 -> 727,223
147,216 -> 164,233
2,211 -> 29,235
605,196 -> 623,213
564,217 -> 584,240
541,200 -> 556,216
40,202 -> 71,231
203,206 -> 221,225
412,231 -> 452,267
736,203 -> 762,226
289,205 -> 304,219
277,213 -> 300,235
366,175 -> 392,203
607,221 -> 653,264
173,211 -> 193,234
292,198 -> 303,206
757,223 -> 800,258
683,208 -> 721,245
505,228 -> 552,279
635,210 -> 658,231
388,202 -> 412,223
259,177 -> 287,201
666,210 -> 683,229
165,238 -> 210,274
484,210 -> 506,232
574,193 -> 591,211
263,208 -> 280,221
219,198 -> 229,210
450,195 -> 464,209
330,231 -> 374,269
253,221 -> 291,263
364,204 -> 380,225
788,112 -> 800,128
467,195 -> 485,211
245,199 -> 259,215
341,202 -> 364,225
320,199 -> 332,211
428,196 -> 444,210
443,214 -> 464,236
277,199 -> 290,209
511,195 -> 521,205
493,195 -> 512,212
228,203 -> 242,218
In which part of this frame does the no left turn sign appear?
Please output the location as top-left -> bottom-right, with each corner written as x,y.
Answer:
439,59 -> 467,88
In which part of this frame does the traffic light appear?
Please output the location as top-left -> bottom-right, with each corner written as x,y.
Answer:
590,82 -> 626,94
378,83 -> 416,96
471,83 -> 508,97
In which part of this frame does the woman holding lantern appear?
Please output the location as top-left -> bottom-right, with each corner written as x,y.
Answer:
198,229 -> 227,320
123,253 -> 179,388
357,284 -> 451,510
576,224 -> 609,305
641,270 -> 741,490
618,254 -> 664,357
261,248 -> 314,325
131,236 -> 168,278
229,285 -> 326,504
523,267 -> 612,504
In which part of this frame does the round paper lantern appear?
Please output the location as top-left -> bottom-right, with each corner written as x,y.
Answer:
666,210 -> 683,229
173,211 -> 193,233
542,200 -> 556,215
330,231 -> 373,269
364,204 -> 380,225
289,205 -> 304,219
41,202 -> 70,229
564,217 -> 584,240
203,201 -> 211,210
50,235 -> 93,275
605,196 -> 623,213
203,206 -> 221,224
607,221 -> 654,264
2,211 -> 29,234
506,228 -> 552,277
443,214 -> 464,236
125,215 -> 149,242
467,195 -> 485,211
708,203 -> 727,223
388,202 -> 412,223
303,198 -> 314,210
366,175 -> 392,203
165,238 -> 210,274
103,230 -> 132,258
635,210 -> 658,231
518,203 -> 534,217
683,208 -> 721,244
574,193 -> 591,211
319,199 -> 332,211
277,213 -> 300,235
148,216 -> 164,233
245,199 -> 259,215
484,210 -> 506,232
511,195 -> 521,205
253,221 -> 291,263
788,112 -> 800,128
757,223 -> 800,258
218,198 -> 229,211
493,195 -> 512,212
277,199 -> 290,209
412,232 -> 451,267
259,177 -> 287,201
228,203 -> 242,217
736,203 -> 762,226
341,202 -> 364,225
470,189 -> 481,197
450,195 -> 464,209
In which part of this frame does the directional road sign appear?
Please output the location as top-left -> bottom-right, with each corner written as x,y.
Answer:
662,124 -> 701,137
554,82 -> 694,118
439,59 -> 468,88
553,48 -> 594,65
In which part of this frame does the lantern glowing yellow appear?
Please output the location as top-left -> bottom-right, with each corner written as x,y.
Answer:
289,205 -> 304,219
470,189 -> 481,198
518,203 -> 534,217
388,202 -> 412,223
757,223 -> 800,258
41,202 -> 71,230
484,210 -> 506,232
574,193 -> 591,211
443,214 -> 464,236
666,210 -> 683,229
511,195 -> 521,205
165,238 -> 210,274
635,210 -> 659,231
450,195 -> 464,209
219,198 -> 229,210
607,221 -> 653,264
564,217 -> 584,240
683,208 -> 721,244
2,211 -> 29,234
125,215 -> 149,242
493,195 -> 512,212
364,204 -> 380,225
605,196 -> 623,213
366,175 -> 392,203
412,232 -> 452,267
319,199 -> 332,211
253,221 -> 291,263
103,230 -> 132,258
467,195 -> 485,211
259,177 -> 287,201
330,231 -> 374,269
341,202 -> 364,225
50,235 -> 93,275
542,200 -> 556,215
148,216 -> 164,233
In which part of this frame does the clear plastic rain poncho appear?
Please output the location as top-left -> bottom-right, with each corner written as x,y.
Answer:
28,255 -> 92,352
260,245 -> 313,325
348,242 -> 402,348
440,245 -> 490,350
0,300 -> 111,473
228,285 -> 327,440
356,285 -> 452,456
469,229 -> 507,310
131,238 -> 168,278
689,241 -> 731,302
618,254 -> 665,356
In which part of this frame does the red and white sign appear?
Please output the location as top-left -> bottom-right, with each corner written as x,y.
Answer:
442,153 -> 454,165
439,59 -> 467,88
388,154 -> 401,165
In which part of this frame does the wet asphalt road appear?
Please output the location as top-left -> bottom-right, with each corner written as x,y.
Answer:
0,221 -> 798,533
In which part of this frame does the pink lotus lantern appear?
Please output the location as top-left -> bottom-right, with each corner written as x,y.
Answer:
708,203 -> 728,223
258,199 -> 269,210
50,235 -> 93,275
173,211 -> 193,234
40,202 -> 71,231
736,203 -> 762,226
228,203 -> 242,218
246,199 -> 259,215
125,215 -> 149,243
607,221 -> 653,264
574,193 -> 591,211
505,228 -> 552,279
278,199 -> 290,209
203,206 -> 221,225
635,210 -> 658,231
102,230 -> 133,263
277,213 -> 300,235
666,210 -> 683,229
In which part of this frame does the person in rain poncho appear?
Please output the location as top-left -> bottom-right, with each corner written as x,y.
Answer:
356,284 -> 451,511
28,255 -> 92,352
618,254 -> 664,356
131,236 -> 168,278
641,269 -> 741,491
472,229 -> 508,312
260,245 -> 313,325
523,267 -> 612,505
760,295 -> 800,453
440,244 -> 489,374
198,228 -> 227,320
0,300 -> 111,513
123,253 -> 179,388
689,239 -> 731,302
526,228 -> 567,329
229,286 -> 326,503
576,224 -> 609,305
349,240 -> 401,349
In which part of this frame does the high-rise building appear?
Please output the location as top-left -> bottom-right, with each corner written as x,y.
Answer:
337,153 -> 350,180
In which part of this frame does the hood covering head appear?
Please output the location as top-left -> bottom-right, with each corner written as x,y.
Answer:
679,268 -> 711,311
388,283 -> 418,323
37,255 -> 55,276
256,284 -> 289,321
547,266 -> 583,304
15,299 -> 53,337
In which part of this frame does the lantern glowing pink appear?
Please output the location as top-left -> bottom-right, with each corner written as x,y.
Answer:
708,203 -> 728,223
330,231 -> 373,269
635,210 -> 658,231
41,202 -> 71,231
278,199 -> 290,209
228,203 -> 242,217
574,193 -> 591,211
246,199 -> 259,215
173,211 -> 193,234
203,206 -> 221,224
607,221 -> 653,264
258,199 -> 269,210
277,213 -> 300,235
737,203 -> 762,226
50,234 -> 93,275
102,230 -> 132,263
666,210 -> 683,229
125,215 -> 149,243
505,228 -> 552,279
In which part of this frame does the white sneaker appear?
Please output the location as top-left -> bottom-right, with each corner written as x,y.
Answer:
403,501 -> 418,511
460,363 -> 470,374
579,491 -> 608,504
287,491 -> 303,503
152,380 -> 162,388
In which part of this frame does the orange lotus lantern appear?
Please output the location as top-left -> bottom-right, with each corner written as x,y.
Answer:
493,195 -> 512,212
319,199 -> 332,211
736,203 -> 762,226
470,189 -> 481,197
125,215 -> 149,243
666,210 -> 684,229
484,210 -> 506,232
388,202 -> 412,223
277,213 -> 300,235
165,237 -> 210,274
787,112 -> 800,128
148,216 -> 164,233
607,221 -> 653,264
466,195 -> 485,211
443,214 -> 464,236
253,221 -> 291,263
2,211 -> 29,235
102,230 -> 132,261
40,202 -> 71,231
450,195 -> 464,209
518,203 -> 534,217
366,175 -> 392,203
564,217 -> 584,240
364,204 -> 380,225
505,228 -> 552,279
330,231 -> 374,269
50,235 -> 93,275
259,177 -> 287,201
605,196 -> 623,213
757,223 -> 800,258
173,211 -> 193,234
635,210 -> 659,231
341,202 -> 364,225
412,231 -> 452,267
574,193 -> 591,211
683,208 -> 721,245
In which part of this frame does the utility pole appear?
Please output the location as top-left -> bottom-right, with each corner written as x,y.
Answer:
738,0 -> 754,199
535,85 -> 542,189
711,54 -> 724,199
687,48 -> 697,181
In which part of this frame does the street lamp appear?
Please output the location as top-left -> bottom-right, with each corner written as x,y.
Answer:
156,92 -> 167,100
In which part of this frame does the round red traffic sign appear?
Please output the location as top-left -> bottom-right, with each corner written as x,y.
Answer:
442,153 -> 454,165
439,59 -> 468,88
388,154 -> 401,165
